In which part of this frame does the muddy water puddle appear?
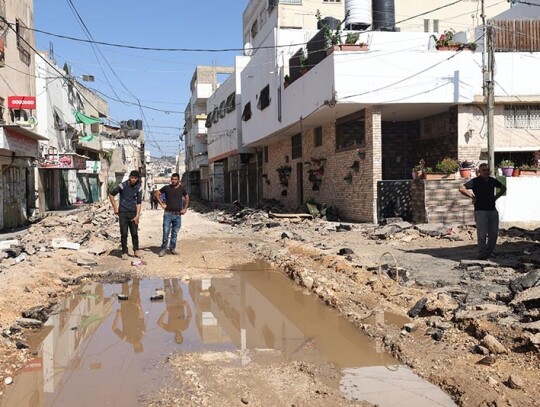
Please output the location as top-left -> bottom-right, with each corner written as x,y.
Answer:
1,263 -> 455,406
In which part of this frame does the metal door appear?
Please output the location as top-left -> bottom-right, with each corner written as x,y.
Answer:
2,166 -> 26,229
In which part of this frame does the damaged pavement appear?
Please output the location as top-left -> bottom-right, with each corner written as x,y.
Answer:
0,200 -> 539,406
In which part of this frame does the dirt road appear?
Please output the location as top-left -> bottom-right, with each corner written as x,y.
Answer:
0,202 -> 539,406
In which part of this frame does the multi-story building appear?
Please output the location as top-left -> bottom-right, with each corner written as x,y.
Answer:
35,53 -> 110,210
206,56 -> 257,204
0,0 -> 47,229
235,0 -> 540,225
184,66 -> 234,199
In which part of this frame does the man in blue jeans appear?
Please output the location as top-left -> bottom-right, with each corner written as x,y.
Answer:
155,173 -> 190,257
459,163 -> 506,260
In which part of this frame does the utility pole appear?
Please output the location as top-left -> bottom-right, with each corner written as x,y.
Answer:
486,24 -> 495,176
481,0 -> 495,175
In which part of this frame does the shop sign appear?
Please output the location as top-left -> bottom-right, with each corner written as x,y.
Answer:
39,154 -> 86,169
8,96 -> 36,109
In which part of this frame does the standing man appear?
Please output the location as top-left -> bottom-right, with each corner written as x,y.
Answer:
155,173 -> 189,257
109,170 -> 143,260
459,163 -> 506,260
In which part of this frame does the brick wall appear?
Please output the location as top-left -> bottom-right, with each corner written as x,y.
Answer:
263,107 -> 382,222
412,179 -> 475,224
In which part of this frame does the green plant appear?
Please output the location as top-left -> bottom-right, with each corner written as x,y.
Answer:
299,50 -> 308,71
459,160 -> 474,169
519,164 -> 537,170
107,180 -> 117,194
316,9 -> 349,49
103,150 -> 113,165
432,28 -> 476,50
435,157 -> 459,174
345,32 -> 360,45
412,159 -> 426,172
499,160 -> 514,168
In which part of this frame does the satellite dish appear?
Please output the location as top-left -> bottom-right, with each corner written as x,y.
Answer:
244,42 -> 253,56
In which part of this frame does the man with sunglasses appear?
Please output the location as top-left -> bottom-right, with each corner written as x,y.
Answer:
459,163 -> 506,260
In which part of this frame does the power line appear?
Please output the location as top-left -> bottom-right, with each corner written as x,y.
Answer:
24,0 -> 466,54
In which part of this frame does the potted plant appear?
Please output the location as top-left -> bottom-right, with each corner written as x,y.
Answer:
412,159 -> 425,179
499,160 -> 514,177
425,158 -> 458,180
519,164 -> 540,176
432,29 -> 476,51
458,160 -> 473,179
284,74 -> 291,89
340,32 -> 369,51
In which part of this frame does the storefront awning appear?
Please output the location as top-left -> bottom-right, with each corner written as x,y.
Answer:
0,125 -> 47,158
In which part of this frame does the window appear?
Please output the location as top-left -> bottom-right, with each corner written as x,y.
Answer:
205,111 -> 213,128
433,19 -> 440,33
15,19 -> 30,65
314,126 -> 323,147
219,101 -> 226,118
225,92 -> 236,113
212,106 -> 219,123
424,19 -> 430,33
251,20 -> 259,39
0,97 -> 4,123
335,110 -> 365,151
291,133 -> 302,159
91,121 -> 100,134
264,146 -> 269,163
241,102 -> 252,122
504,105 -> 540,129
257,85 -> 271,110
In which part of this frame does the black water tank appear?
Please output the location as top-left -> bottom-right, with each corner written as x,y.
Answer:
317,16 -> 340,30
127,119 -> 135,129
135,119 -> 143,130
372,0 -> 395,31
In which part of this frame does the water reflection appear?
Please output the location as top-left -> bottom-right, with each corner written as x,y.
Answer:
157,279 -> 192,344
0,265 -> 455,407
112,280 -> 145,353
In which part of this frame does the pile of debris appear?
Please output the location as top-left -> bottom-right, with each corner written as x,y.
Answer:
0,202 -> 118,269
367,218 -> 467,242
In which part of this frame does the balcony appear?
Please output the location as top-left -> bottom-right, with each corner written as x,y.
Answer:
190,83 -> 213,105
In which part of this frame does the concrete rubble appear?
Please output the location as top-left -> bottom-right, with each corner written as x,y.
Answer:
0,202 -> 118,271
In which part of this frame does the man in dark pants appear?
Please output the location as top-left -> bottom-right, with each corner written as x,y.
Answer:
459,163 -> 506,260
155,173 -> 189,257
109,170 -> 143,260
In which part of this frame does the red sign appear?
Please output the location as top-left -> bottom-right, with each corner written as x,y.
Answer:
8,96 -> 36,109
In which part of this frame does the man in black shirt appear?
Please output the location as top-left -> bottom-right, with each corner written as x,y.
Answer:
155,173 -> 190,257
109,170 -> 143,260
459,163 -> 506,260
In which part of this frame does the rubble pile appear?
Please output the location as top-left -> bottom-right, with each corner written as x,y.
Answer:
0,202 -> 118,270
366,219 -> 468,242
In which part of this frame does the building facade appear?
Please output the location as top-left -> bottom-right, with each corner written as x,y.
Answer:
184,66 -> 234,199
0,0 -> 47,229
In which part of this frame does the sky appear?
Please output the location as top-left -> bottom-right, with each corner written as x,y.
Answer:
34,0 -> 249,157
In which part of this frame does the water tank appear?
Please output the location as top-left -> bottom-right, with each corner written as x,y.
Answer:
345,0 -> 372,31
372,0 -> 396,31
135,119 -> 143,130
127,119 -> 135,129
318,16 -> 340,30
